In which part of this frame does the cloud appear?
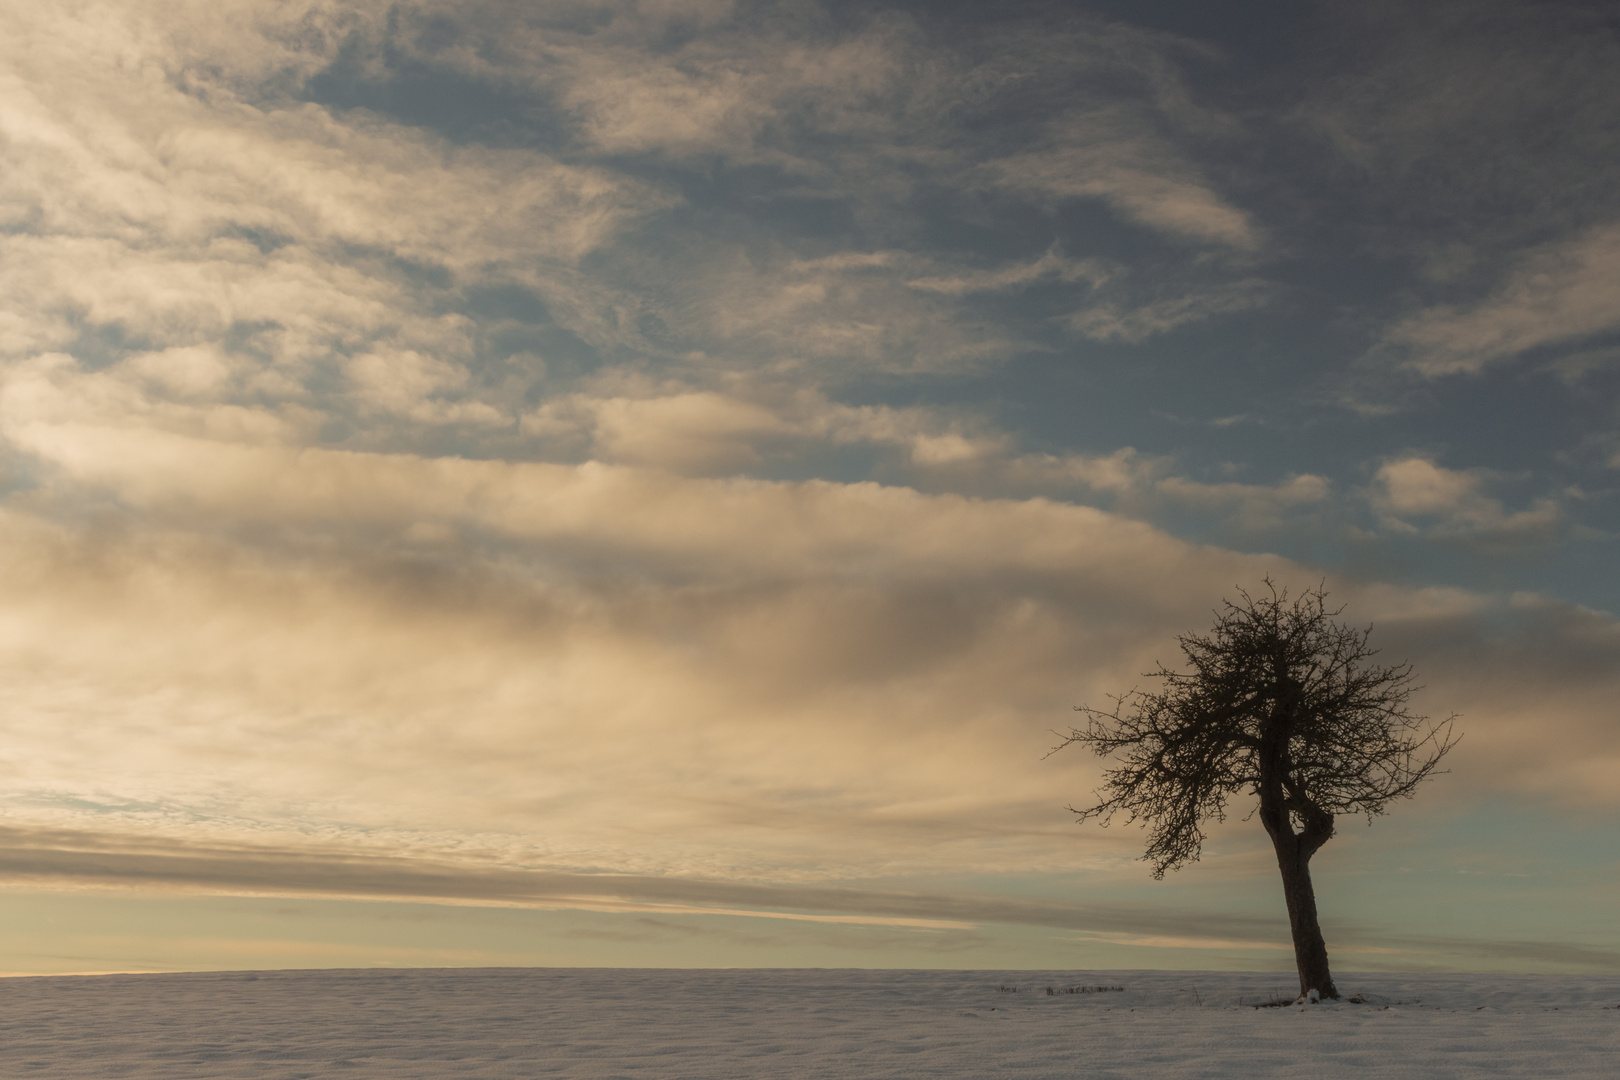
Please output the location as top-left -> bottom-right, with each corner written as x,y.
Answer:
1062,279 -> 1274,343
649,248 -> 1032,377
0,419 -> 1241,879
1369,457 -> 1561,542
2,408 -> 1617,873
0,8 -> 655,265
0,0 -> 1286,444
1367,592 -> 1620,807
363,0 -> 928,165
345,348 -> 508,427
515,384 -> 1334,540
0,0 -> 669,450
520,383 -> 1008,474
508,375 -> 1338,536
554,22 -> 914,160
1153,473 -> 1332,530
987,128 -> 1259,251
948,18 -> 1257,251
0,348 -> 1330,540
1286,2 -> 1620,435
904,247 -> 1113,297
923,446 -> 1331,539
1375,224 -> 1620,377
1294,2 -> 1620,253
254,0 -> 1269,375
0,823 -> 1152,931
9,822 -> 1620,970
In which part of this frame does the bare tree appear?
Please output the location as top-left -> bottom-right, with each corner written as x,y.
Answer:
1054,581 -> 1457,1000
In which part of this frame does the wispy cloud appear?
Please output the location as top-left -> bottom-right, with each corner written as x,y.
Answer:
904,247 -> 1112,297
1062,279 -> 1274,344
1295,2 -> 1620,253
9,823 -> 1619,970
986,122 -> 1260,251
1374,224 -> 1620,377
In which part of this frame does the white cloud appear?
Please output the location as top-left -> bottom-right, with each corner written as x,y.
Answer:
0,8 -> 656,266
508,381 -> 1335,537
981,449 -> 1332,537
986,108 -> 1260,250
2,421 -> 1614,881
506,383 -> 1334,553
1370,457 -> 1560,540
1155,473 -> 1332,530
520,384 -> 1008,475
526,390 -> 788,472
124,346 -> 237,400
345,348 -> 508,427
0,0 -> 669,439
1377,223 -> 1620,377
0,425 -> 1255,878
0,0 -> 1280,416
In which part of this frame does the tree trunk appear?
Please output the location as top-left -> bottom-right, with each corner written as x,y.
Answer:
1271,832 -> 1337,1000
1257,678 -> 1338,1000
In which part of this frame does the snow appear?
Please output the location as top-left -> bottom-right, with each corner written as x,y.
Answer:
1,968 -> 1615,1078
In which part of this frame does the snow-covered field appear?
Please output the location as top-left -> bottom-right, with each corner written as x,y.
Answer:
1,968 -> 1615,1078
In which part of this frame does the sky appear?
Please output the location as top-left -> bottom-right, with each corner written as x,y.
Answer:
1,0 -> 1618,976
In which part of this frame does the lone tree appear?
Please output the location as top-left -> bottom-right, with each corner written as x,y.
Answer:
1055,581 -> 1457,1000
